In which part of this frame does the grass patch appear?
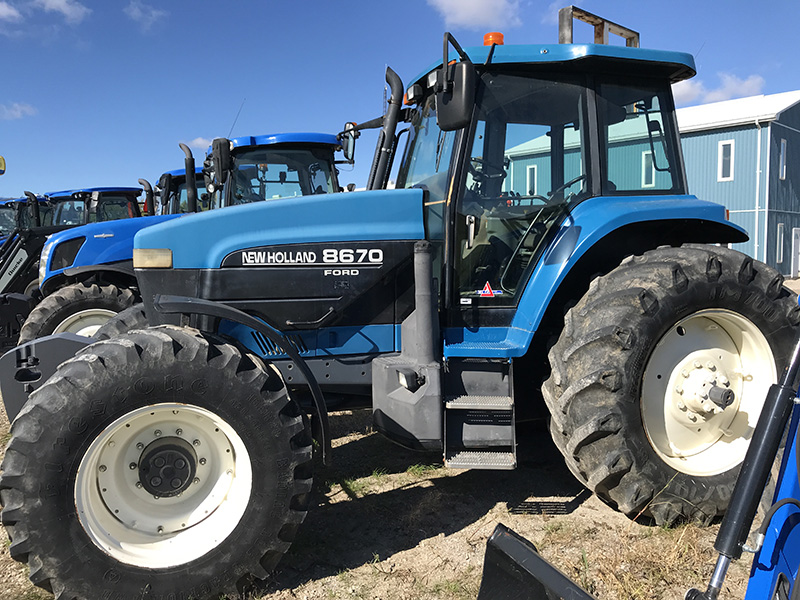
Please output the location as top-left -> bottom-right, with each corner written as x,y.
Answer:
406,463 -> 441,478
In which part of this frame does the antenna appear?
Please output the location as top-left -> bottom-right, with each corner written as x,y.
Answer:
227,98 -> 246,138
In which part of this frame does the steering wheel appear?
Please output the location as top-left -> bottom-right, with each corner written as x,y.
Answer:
548,174 -> 586,201
468,157 -> 507,183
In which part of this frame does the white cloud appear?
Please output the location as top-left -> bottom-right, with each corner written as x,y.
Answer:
426,0 -> 522,30
186,137 -> 213,152
124,0 -> 167,32
0,2 -> 22,22
672,79 -> 705,106
0,102 -> 36,120
704,73 -> 765,103
672,73 -> 766,107
33,0 -> 90,24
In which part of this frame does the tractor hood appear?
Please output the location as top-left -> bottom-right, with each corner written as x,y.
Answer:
134,188 -> 426,270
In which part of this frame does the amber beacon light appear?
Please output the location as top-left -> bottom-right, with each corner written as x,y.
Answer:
483,32 -> 504,45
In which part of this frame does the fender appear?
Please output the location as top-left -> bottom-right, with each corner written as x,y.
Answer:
444,194 -> 748,358
152,294 -> 331,465
40,261 -> 136,296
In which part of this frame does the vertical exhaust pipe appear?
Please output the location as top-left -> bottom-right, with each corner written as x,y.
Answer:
138,179 -> 154,216
367,67 -> 404,190
23,191 -> 40,227
179,143 -> 198,213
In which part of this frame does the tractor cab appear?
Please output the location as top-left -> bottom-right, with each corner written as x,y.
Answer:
204,132 -> 342,208
44,187 -> 142,225
156,166 -> 210,214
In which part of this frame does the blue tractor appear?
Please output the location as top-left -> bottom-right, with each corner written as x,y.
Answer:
2,7 -> 798,599
14,133 -> 343,341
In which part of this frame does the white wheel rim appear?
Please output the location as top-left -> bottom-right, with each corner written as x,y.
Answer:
642,309 -> 775,476
53,308 -> 117,337
75,403 -> 252,568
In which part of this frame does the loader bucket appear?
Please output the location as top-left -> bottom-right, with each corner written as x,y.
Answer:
477,524 -> 597,600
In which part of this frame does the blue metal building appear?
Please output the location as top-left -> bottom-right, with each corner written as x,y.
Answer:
677,90 -> 800,276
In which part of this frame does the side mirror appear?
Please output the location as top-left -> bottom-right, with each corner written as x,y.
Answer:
0,156 -> 5,175
158,173 -> 173,209
211,138 -> 232,185
338,123 -> 357,164
437,61 -> 476,131
436,34 -> 476,131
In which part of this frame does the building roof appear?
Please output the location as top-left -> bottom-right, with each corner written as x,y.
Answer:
676,90 -> 800,133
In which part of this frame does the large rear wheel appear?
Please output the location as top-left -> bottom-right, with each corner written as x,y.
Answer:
542,245 -> 800,525
0,325 -> 313,599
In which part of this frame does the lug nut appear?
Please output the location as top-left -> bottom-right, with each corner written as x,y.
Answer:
675,385 -> 683,395
99,465 -> 107,472
199,458 -> 207,466
706,362 -> 716,371
157,526 -> 164,534
154,430 -> 162,437
135,482 -> 143,489
193,439 -> 201,447
688,413 -> 698,422
677,401 -> 686,411
176,428 -> 183,436
193,477 -> 200,485
108,440 -> 116,448
136,442 -> 144,450
129,462 -> 137,470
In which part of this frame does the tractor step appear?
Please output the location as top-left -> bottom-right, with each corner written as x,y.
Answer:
446,395 -> 513,410
446,450 -> 517,470
443,360 -> 516,470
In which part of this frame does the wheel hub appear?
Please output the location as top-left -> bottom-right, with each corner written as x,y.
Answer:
138,437 -> 197,498
670,354 -> 736,423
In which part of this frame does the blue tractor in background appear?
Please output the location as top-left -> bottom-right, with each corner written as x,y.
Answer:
2,7 -> 798,600
0,187 -> 142,347
14,133 -> 343,342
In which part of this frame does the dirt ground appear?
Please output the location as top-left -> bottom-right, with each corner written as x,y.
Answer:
0,404 -> 754,600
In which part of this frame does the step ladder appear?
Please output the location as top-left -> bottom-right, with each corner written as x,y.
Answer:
443,360 -> 517,470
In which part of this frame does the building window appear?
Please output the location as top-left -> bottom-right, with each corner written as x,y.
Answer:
642,151 -> 655,188
718,140 -> 735,182
780,138 -> 788,181
777,223 -> 785,264
526,164 -> 537,195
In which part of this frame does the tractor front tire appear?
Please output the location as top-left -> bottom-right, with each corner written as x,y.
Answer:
0,325 -> 313,600
542,244 -> 800,525
93,302 -> 147,340
18,281 -> 137,342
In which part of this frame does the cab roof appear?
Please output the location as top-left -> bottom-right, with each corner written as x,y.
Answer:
45,187 -> 142,198
162,166 -> 203,178
228,132 -> 340,150
413,42 -> 696,86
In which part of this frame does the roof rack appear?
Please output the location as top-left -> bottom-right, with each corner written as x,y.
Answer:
558,5 -> 640,48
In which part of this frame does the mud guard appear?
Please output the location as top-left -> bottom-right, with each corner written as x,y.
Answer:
0,293 -> 37,351
477,524 -> 596,600
0,332 -> 91,421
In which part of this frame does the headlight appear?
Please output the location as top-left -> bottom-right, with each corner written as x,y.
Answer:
39,240 -> 54,282
133,248 -> 172,268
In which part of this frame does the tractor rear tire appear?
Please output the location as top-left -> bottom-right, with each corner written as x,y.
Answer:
542,244 -> 800,525
0,325 -> 313,600
93,302 -> 147,340
18,281 -> 138,342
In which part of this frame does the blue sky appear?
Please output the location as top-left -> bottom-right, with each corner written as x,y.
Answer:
1,0 -> 798,198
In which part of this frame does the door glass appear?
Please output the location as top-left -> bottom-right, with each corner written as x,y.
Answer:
455,73 -> 587,307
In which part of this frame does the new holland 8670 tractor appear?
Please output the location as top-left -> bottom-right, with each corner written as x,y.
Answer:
2,7 -> 798,600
